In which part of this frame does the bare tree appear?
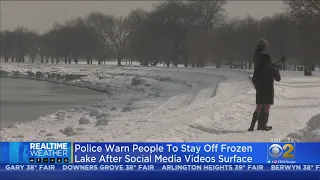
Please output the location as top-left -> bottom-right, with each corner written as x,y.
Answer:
11,27 -> 32,63
125,8 -> 149,65
105,16 -> 131,66
86,12 -> 131,66
2,0 -> 319,72
26,31 -> 40,63
236,16 -> 259,69
284,0 -> 320,20
284,0 -> 320,70
185,0 -> 227,67
259,13 -> 293,70
0,31 -> 12,62
130,1 -> 199,67
211,19 -> 240,69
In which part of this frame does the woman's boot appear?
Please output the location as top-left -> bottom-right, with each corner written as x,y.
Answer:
263,112 -> 272,130
248,112 -> 259,131
257,112 -> 271,131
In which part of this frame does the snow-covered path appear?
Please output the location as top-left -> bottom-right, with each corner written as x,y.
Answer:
0,63 -> 319,142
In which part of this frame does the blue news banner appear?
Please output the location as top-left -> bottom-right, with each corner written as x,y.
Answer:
0,142 -> 320,180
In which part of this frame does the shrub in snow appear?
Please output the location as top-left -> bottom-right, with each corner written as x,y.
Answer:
148,91 -> 161,97
64,74 -> 75,81
92,103 -> 108,108
60,126 -> 75,136
55,111 -> 67,121
130,97 -> 140,101
96,113 -> 109,118
76,127 -> 86,131
55,111 -> 68,118
27,71 -> 35,78
65,74 -> 87,81
21,72 -> 29,78
95,119 -> 109,127
36,71 -> 43,79
154,91 -> 161,97
132,77 -> 147,86
122,106 -> 131,112
46,72 -> 52,79
51,73 -> 57,79
135,87 -> 146,93
97,127 -> 104,130
79,117 -> 91,124
58,74 -> 64,80
98,76 -> 111,80
45,133 -> 55,137
154,76 -> 171,81
13,71 -> 20,76
110,107 -> 117,111
306,114 -> 320,131
90,109 -> 102,117
162,77 -> 171,81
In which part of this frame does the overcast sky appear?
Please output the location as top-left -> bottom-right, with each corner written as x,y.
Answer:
1,1 -> 287,33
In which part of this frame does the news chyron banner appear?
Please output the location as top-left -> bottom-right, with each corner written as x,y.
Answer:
0,142 -> 320,172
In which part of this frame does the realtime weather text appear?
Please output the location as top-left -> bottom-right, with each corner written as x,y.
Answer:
29,142 -> 68,157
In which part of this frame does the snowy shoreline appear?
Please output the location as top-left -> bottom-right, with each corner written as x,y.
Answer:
0,63 -> 319,142
0,63 -> 226,141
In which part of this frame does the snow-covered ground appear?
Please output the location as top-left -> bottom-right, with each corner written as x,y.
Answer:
0,63 -> 319,142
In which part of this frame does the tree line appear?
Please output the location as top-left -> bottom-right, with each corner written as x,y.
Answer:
1,0 -> 319,70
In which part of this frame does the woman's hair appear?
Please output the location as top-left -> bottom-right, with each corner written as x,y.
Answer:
256,44 -> 266,50
258,38 -> 269,47
257,38 -> 269,51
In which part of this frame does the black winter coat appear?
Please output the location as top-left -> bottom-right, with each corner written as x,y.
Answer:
252,49 -> 281,105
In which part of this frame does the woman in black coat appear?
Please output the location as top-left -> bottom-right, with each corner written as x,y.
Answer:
248,38 -> 283,131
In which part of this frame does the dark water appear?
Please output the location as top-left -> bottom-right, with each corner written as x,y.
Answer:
0,78 -> 108,128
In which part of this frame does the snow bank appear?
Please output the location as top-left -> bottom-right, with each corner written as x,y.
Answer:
1,63 -> 319,142
0,63 -> 191,96
128,70 -> 320,142
285,114 -> 320,142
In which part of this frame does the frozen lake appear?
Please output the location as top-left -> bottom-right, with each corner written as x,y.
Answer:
0,78 -> 108,128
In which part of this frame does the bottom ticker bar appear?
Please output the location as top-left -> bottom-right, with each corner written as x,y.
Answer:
1,164 -> 320,171
1,170 -> 320,180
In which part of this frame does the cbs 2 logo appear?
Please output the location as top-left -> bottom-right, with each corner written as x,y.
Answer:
269,144 -> 294,158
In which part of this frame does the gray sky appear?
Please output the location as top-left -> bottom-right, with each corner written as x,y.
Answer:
1,1 -> 287,33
